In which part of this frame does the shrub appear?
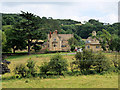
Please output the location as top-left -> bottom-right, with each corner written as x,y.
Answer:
75,50 -> 94,71
81,70 -> 97,75
39,62 -> 49,74
111,53 -> 119,68
93,52 -> 112,73
32,45 -> 41,52
71,45 -> 75,52
45,49 -> 49,54
14,64 -> 27,77
26,59 -> 36,77
48,54 -> 68,75
70,59 -> 79,72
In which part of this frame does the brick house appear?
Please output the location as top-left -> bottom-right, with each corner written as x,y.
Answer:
42,30 -> 73,51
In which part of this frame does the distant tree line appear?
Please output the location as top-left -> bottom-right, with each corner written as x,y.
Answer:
2,11 -> 120,53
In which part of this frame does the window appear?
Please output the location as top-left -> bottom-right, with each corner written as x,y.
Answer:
61,45 -> 66,47
54,44 -> 57,47
86,40 -> 91,43
96,46 -> 99,48
88,45 -> 90,48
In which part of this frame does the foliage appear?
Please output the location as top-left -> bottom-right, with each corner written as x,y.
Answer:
39,62 -> 49,74
3,27 -> 27,53
96,29 -> 112,51
14,59 -> 36,77
26,59 -> 36,77
48,54 -> 68,75
2,14 -> 23,25
15,11 -> 45,54
75,50 -> 94,71
32,45 -> 42,52
70,44 -> 76,52
74,50 -> 112,73
109,35 -> 120,52
93,52 -> 112,73
58,19 -> 81,25
2,13 -> 120,53
14,64 -> 27,77
0,30 -> 8,52
0,56 -> 11,74
68,38 -> 78,46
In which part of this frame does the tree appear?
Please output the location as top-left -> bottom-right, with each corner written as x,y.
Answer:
68,37 -> 78,46
96,29 -> 112,51
26,59 -> 36,76
48,54 -> 68,75
39,62 -> 49,74
94,52 -> 111,73
0,31 -> 6,51
109,35 -> 120,52
74,34 -> 85,46
76,22 -> 96,39
16,11 -> 44,54
4,28 -> 26,53
32,44 -> 41,52
75,50 -> 94,71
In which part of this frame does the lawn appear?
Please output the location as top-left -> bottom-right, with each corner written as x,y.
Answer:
2,52 -> 119,88
2,73 -> 118,88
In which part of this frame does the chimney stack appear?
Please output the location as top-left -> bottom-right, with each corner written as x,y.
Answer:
50,32 -> 51,38
55,30 -> 57,34
92,31 -> 96,36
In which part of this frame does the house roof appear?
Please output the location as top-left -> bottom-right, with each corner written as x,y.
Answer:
58,34 -> 73,40
86,36 -> 100,45
48,34 -> 73,41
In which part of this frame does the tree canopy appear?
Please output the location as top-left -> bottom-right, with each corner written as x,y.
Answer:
2,12 -> 120,53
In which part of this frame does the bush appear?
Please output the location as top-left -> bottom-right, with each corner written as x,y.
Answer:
45,49 -> 49,54
48,54 -> 68,75
14,64 -> 27,77
75,50 -> 94,71
93,52 -> 112,73
74,50 -> 112,74
81,70 -> 97,75
32,45 -> 41,52
26,59 -> 36,77
39,62 -> 49,74
71,44 -> 75,52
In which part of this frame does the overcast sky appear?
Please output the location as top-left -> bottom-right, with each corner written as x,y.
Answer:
1,0 -> 119,24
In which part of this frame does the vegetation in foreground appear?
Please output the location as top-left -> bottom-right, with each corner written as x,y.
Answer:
2,51 -> 119,88
2,73 -> 118,88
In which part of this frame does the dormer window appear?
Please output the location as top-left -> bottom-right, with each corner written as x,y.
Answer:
96,46 -> 99,48
86,40 -> 91,43
88,45 -> 90,48
61,45 -> 66,47
54,38 -> 56,41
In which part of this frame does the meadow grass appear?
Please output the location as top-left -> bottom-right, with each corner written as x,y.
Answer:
2,73 -> 118,88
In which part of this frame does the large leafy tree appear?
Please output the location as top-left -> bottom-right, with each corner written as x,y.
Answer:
5,28 -> 26,53
16,11 -> 45,54
96,29 -> 112,51
109,35 -> 120,52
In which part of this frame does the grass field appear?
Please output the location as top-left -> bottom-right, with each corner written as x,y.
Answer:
2,52 -> 119,88
2,73 -> 118,88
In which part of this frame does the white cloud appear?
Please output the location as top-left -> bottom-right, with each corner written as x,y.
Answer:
1,1 -> 118,24
78,14 -> 118,24
1,0 -> 120,2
